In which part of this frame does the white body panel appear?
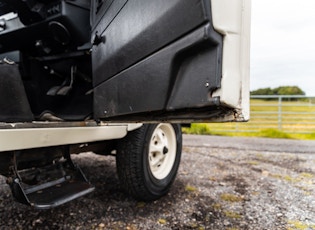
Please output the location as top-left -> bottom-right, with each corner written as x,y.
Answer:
0,123 -> 142,152
211,0 -> 251,121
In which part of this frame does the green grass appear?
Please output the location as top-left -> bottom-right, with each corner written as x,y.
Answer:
183,124 -> 315,140
258,129 -> 292,139
183,98 -> 315,140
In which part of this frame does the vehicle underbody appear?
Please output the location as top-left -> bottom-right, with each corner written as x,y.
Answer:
0,0 -> 251,208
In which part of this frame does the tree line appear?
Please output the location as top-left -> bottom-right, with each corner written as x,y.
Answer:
251,86 -> 305,96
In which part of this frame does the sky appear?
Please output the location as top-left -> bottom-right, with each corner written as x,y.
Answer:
251,0 -> 315,95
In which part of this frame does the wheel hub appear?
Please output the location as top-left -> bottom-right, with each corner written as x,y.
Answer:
148,123 -> 176,180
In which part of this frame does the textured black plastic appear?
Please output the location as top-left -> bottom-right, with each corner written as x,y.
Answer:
0,64 -> 34,122
93,25 -> 222,120
92,0 -> 211,86
92,0 -> 223,120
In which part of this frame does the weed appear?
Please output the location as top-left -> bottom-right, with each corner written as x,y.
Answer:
185,185 -> 198,192
212,203 -> 222,210
287,220 -> 315,230
158,218 -> 167,225
255,153 -> 265,159
299,173 -> 314,179
283,175 -> 300,183
248,161 -> 259,165
270,174 -> 303,183
136,202 -> 145,208
220,193 -> 243,202
224,211 -> 242,219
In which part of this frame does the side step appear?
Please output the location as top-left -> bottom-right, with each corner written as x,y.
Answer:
10,151 -> 94,209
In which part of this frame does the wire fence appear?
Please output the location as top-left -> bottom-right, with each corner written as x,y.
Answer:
209,95 -> 315,134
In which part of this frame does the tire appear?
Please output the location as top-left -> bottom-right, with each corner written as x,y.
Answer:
116,123 -> 182,201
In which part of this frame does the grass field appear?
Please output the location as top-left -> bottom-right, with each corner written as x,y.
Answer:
183,99 -> 315,140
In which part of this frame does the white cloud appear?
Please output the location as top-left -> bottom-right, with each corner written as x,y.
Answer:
250,0 -> 315,95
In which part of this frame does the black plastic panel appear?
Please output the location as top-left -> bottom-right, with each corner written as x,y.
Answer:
90,0 -> 116,30
94,23 -> 222,120
0,64 -> 34,122
92,0 -> 211,86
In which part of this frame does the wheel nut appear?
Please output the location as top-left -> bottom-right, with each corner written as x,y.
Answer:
163,147 -> 168,154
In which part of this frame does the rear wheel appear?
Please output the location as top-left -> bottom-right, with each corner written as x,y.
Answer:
116,123 -> 182,201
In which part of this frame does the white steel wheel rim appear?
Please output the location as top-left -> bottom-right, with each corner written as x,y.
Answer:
148,123 -> 177,180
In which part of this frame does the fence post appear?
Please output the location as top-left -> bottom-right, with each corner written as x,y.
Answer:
278,96 -> 282,130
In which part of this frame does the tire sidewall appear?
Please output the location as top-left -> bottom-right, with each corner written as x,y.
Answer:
142,124 -> 182,197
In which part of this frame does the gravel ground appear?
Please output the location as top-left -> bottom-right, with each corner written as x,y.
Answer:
0,135 -> 315,229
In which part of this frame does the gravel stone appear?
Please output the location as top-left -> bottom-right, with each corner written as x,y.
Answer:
0,135 -> 314,229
